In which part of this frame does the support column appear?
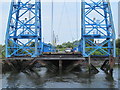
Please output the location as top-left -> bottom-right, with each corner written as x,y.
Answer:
100,55 -> 115,77
87,56 -> 99,74
6,60 -> 16,71
59,60 -> 62,75
88,56 -> 91,74
109,55 -> 115,77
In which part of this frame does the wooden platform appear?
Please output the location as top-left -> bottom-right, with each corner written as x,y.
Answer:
6,53 -> 85,61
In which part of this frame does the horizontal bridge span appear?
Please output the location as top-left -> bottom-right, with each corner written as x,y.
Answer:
6,54 -> 85,61
6,57 -> 86,61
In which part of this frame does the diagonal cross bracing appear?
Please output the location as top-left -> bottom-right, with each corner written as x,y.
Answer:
79,0 -> 116,57
6,0 -> 42,57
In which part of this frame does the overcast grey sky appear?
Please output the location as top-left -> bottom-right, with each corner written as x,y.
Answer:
0,0 -> 119,45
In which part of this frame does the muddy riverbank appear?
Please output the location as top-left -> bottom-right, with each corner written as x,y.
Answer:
1,57 -> 120,73
1,58 -> 119,89
1,66 -> 119,89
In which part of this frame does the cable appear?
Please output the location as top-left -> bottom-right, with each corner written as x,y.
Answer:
76,0 -> 79,41
57,1 -> 77,43
64,2 -> 74,42
57,1 -> 66,35
51,0 -> 54,45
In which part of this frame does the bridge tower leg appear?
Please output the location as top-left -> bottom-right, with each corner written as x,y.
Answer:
6,0 -> 42,57
79,0 -> 116,57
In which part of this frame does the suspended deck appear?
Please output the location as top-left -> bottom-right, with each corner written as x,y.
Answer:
6,52 -> 85,61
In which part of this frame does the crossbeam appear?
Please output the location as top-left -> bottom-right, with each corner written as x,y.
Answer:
79,0 -> 116,57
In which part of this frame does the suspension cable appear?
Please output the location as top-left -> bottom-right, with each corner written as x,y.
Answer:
76,0 -> 79,41
57,1 -> 66,35
51,0 -> 54,45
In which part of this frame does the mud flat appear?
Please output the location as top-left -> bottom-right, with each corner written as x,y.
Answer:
1,57 -> 119,74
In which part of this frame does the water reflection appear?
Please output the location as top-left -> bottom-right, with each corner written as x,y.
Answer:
2,67 -> 119,88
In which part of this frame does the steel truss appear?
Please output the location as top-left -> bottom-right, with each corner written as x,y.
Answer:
79,0 -> 116,57
6,0 -> 42,57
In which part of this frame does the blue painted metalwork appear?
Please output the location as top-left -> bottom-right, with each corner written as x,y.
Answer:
43,43 -> 56,52
79,0 -> 116,57
6,0 -> 115,58
6,0 -> 43,57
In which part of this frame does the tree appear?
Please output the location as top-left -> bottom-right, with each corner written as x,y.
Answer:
116,39 -> 120,48
57,45 -> 63,48
0,45 -> 5,58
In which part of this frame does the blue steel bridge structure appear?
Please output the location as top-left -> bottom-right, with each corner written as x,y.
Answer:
78,0 -> 116,57
5,0 -> 116,58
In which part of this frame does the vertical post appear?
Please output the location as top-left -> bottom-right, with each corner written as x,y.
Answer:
39,0 -> 42,54
109,55 -> 115,77
88,56 -> 91,74
14,1 -> 20,56
113,39 -> 116,57
81,0 -> 86,57
34,1 -> 38,57
107,1 -> 116,57
6,0 -> 14,57
59,60 -> 62,75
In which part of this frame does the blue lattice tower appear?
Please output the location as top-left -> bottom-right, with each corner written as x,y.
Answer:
6,0 -> 42,57
79,0 -> 116,57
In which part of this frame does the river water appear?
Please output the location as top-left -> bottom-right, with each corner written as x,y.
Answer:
1,66 -> 119,89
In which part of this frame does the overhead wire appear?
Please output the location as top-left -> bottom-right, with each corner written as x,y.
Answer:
57,1 -> 74,42
57,0 -> 66,37
51,0 -> 54,45
64,2 -> 73,42
76,0 -> 79,41
56,0 -> 79,43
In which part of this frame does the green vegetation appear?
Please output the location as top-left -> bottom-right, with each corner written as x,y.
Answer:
0,39 -> 119,58
116,38 -> 120,56
56,39 -> 120,56
0,44 -> 5,58
116,38 -> 120,49
56,40 -> 80,51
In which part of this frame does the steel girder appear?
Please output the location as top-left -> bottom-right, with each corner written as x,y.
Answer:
6,0 -> 42,57
79,0 -> 116,57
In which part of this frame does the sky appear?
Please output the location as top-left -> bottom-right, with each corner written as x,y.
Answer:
0,0 -> 119,45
